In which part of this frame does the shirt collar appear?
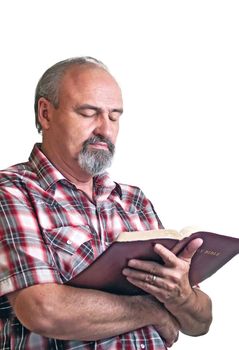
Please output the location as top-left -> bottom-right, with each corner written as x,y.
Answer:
29,143 -> 66,191
93,172 -> 122,201
29,143 -> 122,198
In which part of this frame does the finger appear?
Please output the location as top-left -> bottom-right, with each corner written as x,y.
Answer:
123,266 -> 165,286
122,267 -> 157,283
123,266 -> 158,289
178,238 -> 203,263
123,269 -> 179,303
155,325 -> 179,348
153,243 -> 178,267
125,275 -> 166,300
127,258 -> 163,275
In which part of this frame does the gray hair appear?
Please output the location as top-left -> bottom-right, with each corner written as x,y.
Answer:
34,56 -> 108,133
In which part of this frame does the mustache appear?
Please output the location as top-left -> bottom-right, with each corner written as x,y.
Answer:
82,135 -> 115,154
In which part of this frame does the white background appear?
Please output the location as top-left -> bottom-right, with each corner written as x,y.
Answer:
0,1 -> 239,349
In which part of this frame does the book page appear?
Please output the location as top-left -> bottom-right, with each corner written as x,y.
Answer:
116,228 -> 182,242
179,226 -> 203,238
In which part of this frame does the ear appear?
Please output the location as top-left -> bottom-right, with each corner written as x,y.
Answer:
37,97 -> 53,131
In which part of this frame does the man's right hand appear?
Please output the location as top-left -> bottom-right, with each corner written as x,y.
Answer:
142,295 -> 180,347
154,318 -> 180,347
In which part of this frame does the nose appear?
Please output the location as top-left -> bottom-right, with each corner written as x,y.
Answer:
93,113 -> 115,140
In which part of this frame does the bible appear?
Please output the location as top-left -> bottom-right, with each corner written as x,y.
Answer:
67,228 -> 239,295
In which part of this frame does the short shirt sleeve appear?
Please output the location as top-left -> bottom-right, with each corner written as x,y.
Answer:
0,184 -> 61,297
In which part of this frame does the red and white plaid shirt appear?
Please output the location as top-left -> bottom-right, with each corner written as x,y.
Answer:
0,144 -> 166,350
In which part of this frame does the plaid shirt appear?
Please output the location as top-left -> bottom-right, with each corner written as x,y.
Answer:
0,144 -> 166,350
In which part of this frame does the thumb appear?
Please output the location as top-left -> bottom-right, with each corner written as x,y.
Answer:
178,238 -> 203,263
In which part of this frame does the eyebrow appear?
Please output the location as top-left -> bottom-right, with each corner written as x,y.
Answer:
73,104 -> 123,114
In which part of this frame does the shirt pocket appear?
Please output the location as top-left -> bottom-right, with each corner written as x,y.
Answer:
43,225 -> 95,282
112,210 -> 153,235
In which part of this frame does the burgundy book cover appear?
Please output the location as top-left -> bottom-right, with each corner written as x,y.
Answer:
67,231 -> 239,295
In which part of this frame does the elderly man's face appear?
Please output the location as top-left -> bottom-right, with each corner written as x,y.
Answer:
41,66 -> 123,177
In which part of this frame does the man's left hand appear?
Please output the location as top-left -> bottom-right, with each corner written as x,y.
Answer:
122,238 -> 203,306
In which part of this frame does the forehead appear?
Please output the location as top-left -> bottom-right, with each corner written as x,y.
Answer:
58,65 -> 123,106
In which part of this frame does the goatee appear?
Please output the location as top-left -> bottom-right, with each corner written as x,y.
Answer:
78,135 -> 115,176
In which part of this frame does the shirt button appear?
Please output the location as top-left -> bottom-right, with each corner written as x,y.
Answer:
67,240 -> 72,245
140,345 -> 145,349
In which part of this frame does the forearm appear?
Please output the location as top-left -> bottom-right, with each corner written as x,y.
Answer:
9,283 -> 172,341
165,287 -> 212,336
48,286 -> 149,340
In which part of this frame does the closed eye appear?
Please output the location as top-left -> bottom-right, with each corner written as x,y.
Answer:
109,110 -> 122,121
77,109 -> 98,118
73,104 -> 98,117
73,104 -> 123,120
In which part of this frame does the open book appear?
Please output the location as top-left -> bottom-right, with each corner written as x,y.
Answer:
67,228 -> 239,295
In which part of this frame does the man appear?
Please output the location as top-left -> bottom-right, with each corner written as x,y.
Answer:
0,57 -> 212,349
